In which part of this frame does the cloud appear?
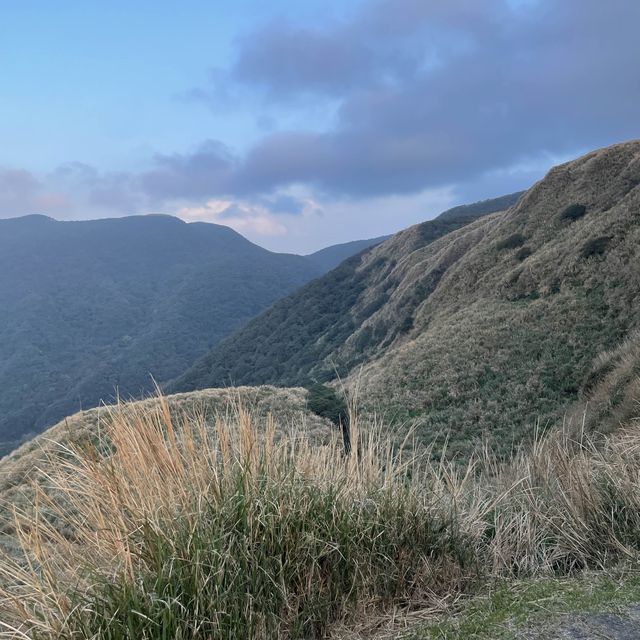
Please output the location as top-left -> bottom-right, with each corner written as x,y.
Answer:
139,141 -> 237,200
4,0 -> 640,247
186,0 -> 640,199
176,199 -> 288,237
226,0 -> 504,102
0,168 -> 72,217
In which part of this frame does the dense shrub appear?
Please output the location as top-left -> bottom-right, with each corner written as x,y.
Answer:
306,383 -> 348,427
581,236 -> 612,259
515,246 -> 533,261
560,203 -> 587,222
496,233 -> 526,251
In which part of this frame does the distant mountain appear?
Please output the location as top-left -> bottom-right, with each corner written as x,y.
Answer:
170,192 -> 522,392
305,236 -> 390,272
172,142 -> 640,457
435,191 -> 524,221
0,214 -> 325,455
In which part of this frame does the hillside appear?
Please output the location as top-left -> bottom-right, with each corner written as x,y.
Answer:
0,215 -> 325,455
170,192 -> 523,391
172,142 -> 640,456
3,374 -> 640,638
305,235 -> 389,272
0,385 -> 332,562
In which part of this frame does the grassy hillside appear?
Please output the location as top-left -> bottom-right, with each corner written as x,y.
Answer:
0,215 -> 324,456
352,140 -> 640,455
2,390 -> 640,638
172,142 -> 640,457
171,192 -> 522,393
0,386 -> 332,561
435,190 -> 524,221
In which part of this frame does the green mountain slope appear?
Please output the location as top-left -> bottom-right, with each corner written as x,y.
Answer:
170,192 -> 523,392
172,141 -> 640,456
0,215 -> 321,455
350,140 -> 640,455
305,235 -> 390,272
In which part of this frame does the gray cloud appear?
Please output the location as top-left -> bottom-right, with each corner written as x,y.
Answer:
185,0 -> 640,198
0,168 -> 72,217
4,0 -> 640,225
229,0 -> 505,101
139,140 -> 237,200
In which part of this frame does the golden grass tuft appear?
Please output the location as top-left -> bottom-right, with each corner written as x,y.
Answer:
1,395 -> 640,638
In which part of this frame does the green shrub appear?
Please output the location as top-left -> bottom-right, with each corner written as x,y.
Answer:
306,383 -> 348,428
581,236 -> 611,259
560,203 -> 587,222
496,233 -> 526,251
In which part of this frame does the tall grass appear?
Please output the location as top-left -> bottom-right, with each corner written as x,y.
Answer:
1,397 -> 640,639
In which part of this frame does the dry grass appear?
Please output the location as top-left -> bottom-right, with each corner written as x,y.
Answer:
0,395 -> 639,638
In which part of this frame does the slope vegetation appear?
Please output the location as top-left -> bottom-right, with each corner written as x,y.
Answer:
0,385 -> 331,558
353,140 -> 640,454
172,191 -> 522,392
305,234 -> 389,272
173,142 -> 640,455
2,386 -> 640,638
0,215 -> 321,455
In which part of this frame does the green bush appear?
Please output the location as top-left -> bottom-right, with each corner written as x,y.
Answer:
496,233 -> 526,251
306,383 -> 348,428
560,203 -> 587,222
581,236 -> 611,259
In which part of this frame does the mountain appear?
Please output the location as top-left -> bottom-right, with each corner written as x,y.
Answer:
171,141 -> 640,457
0,214 -> 324,455
305,235 -> 390,272
170,191 -> 523,391
435,191 -> 524,220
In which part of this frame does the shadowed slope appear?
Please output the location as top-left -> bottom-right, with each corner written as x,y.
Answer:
0,215 -> 321,454
171,193 -> 522,393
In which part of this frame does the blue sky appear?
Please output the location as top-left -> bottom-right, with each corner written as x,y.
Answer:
1,0 -> 638,252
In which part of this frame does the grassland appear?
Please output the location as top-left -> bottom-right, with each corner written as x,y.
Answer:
1,391 -> 639,638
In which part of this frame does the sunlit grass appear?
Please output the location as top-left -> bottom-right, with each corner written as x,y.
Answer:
1,395 -> 640,638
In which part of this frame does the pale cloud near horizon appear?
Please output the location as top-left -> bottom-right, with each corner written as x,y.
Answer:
177,200 -> 289,237
176,194 -> 326,245
0,168 -> 73,218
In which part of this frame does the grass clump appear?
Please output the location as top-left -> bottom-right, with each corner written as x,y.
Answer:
0,397 -> 476,639
581,235 -> 611,258
514,246 -> 533,261
2,396 -> 640,638
495,233 -> 526,251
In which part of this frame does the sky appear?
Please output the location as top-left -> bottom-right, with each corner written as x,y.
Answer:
1,0 -> 639,253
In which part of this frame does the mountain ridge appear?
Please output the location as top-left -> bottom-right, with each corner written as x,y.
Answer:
0,215 -> 323,455
170,191 -> 523,393
171,141 -> 640,456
